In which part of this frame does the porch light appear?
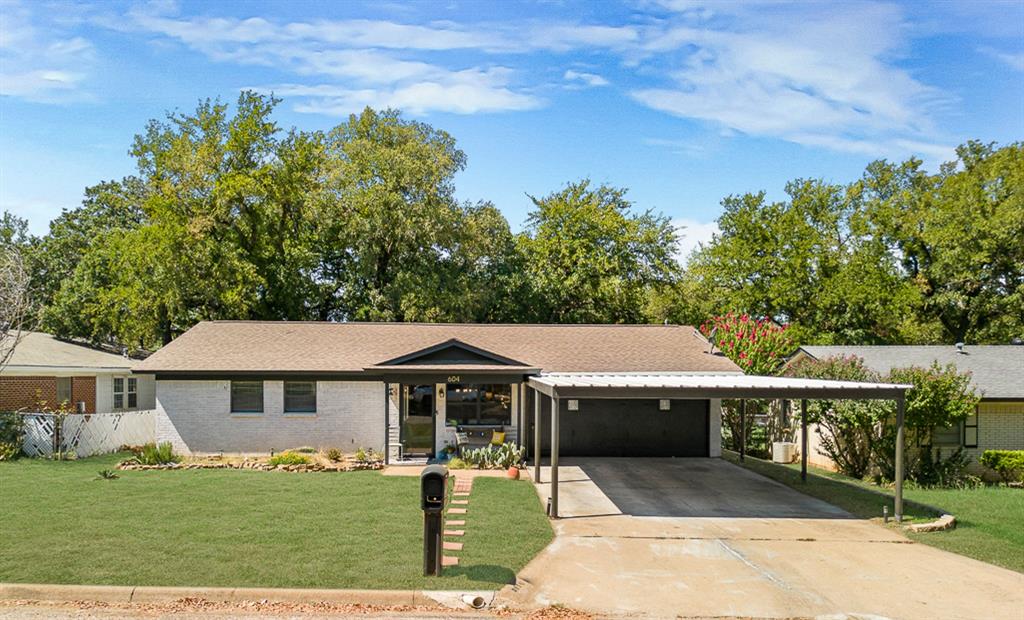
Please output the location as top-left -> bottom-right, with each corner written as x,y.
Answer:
660,399 -> 671,411
567,400 -> 579,411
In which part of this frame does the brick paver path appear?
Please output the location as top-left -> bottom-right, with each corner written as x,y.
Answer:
442,475 -> 475,569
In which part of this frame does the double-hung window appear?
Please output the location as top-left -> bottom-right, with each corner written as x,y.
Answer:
127,378 -> 138,409
113,377 -> 124,410
113,377 -> 139,410
56,377 -> 72,407
231,380 -> 264,414
963,408 -> 979,448
284,381 -> 317,414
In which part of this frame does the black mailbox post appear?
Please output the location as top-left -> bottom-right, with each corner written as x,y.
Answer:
420,464 -> 448,576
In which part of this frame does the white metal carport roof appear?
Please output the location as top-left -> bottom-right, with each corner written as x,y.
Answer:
527,372 -> 912,400
524,372 -> 912,522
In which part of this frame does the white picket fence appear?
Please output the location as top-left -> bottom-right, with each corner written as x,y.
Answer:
21,410 -> 157,458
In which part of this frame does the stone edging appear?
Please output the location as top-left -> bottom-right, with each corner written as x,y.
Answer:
0,583 -> 496,609
117,460 -> 384,473
906,514 -> 957,533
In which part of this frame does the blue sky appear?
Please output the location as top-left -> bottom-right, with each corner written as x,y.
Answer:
1,0 -> 1022,256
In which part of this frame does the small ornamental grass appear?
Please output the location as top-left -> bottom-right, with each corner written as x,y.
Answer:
268,451 -> 311,466
132,442 -> 178,465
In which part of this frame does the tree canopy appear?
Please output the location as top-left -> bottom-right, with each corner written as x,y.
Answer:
675,142 -> 1023,345
4,92 -> 1019,351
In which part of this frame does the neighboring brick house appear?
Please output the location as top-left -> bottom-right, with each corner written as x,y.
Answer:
788,345 -> 1024,470
0,332 -> 155,414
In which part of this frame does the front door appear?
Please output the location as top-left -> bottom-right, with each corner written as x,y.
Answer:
401,385 -> 436,456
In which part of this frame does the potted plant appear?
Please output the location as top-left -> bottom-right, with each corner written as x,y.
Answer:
495,442 -> 525,479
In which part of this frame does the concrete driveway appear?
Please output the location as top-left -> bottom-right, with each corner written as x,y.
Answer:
502,458 -> 1024,620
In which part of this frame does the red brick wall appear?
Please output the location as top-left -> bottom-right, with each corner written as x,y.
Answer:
72,377 -> 97,414
0,376 -> 96,413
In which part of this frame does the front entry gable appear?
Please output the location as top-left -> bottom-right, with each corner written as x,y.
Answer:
374,338 -> 530,368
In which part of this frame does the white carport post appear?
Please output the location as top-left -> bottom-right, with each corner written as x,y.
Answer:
550,394 -> 560,518
533,391 -> 542,483
895,395 -> 905,523
800,399 -> 808,482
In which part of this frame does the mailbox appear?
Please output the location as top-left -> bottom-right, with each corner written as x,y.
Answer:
420,464 -> 448,576
420,464 -> 448,512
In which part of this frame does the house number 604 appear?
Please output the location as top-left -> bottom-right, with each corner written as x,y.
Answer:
447,376 -> 460,383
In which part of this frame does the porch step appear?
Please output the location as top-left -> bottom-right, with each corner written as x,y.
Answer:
442,556 -> 459,567
443,541 -> 463,551
447,507 -> 467,514
446,520 -> 466,526
444,529 -> 465,537
451,499 -> 469,505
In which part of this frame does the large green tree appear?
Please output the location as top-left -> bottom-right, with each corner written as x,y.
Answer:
317,107 -> 511,322
41,96 -> 534,348
518,180 -> 679,323
678,180 -> 926,344
863,141 -> 1024,343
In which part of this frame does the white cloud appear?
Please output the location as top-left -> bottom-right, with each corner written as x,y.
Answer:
126,7 -> 554,116
673,218 -> 719,263
630,2 -> 952,160
267,68 -> 542,116
0,0 -> 95,102
979,46 -> 1024,72
563,70 -> 609,87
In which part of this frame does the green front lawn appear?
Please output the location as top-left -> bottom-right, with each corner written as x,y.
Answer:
724,451 -> 1024,573
0,454 -> 553,589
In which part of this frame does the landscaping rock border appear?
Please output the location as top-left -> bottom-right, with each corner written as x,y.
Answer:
117,460 -> 384,473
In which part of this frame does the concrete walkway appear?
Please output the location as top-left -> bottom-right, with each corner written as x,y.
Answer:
504,458 -> 1024,619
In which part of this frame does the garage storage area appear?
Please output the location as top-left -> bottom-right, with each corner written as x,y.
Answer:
532,397 -> 710,457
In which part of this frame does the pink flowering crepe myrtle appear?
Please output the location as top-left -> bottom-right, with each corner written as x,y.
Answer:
700,313 -> 795,376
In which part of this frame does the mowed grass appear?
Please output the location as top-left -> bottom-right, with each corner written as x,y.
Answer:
724,451 -> 1024,573
0,454 -> 553,589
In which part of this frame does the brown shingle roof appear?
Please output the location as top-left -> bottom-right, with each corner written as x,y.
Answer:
135,321 -> 741,374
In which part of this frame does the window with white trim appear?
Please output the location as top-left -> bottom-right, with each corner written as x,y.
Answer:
127,377 -> 138,409
113,377 -> 139,410
113,377 -> 125,410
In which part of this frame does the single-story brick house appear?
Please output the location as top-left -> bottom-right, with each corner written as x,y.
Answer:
788,344 -> 1024,468
0,331 -> 156,414
134,321 -> 745,459
137,321 -> 920,518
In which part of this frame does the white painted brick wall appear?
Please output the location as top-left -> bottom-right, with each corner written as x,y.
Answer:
966,401 -> 1024,460
155,379 -> 387,455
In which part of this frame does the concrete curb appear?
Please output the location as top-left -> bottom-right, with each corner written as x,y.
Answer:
0,583 -> 497,608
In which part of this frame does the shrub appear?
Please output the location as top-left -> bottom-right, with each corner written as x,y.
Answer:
448,457 -> 469,469
463,442 -> 525,469
785,355 -> 888,479
133,442 -> 178,465
96,469 -> 119,480
353,447 -> 382,463
268,451 -> 311,466
915,448 -> 979,488
325,447 -> 343,462
875,363 -> 979,484
0,411 -> 24,461
292,446 -> 316,454
980,450 -> 1024,483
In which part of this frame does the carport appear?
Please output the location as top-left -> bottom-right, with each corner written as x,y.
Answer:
526,373 -> 911,520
